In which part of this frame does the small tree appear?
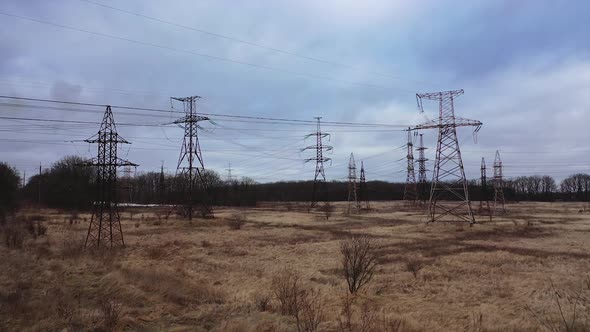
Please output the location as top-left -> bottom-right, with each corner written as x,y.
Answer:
321,201 -> 334,220
340,235 -> 379,294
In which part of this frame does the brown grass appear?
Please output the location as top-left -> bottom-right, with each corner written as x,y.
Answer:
3,202 -> 590,330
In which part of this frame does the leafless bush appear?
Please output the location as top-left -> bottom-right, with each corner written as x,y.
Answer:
227,214 -> 246,230
321,202 -> 334,220
202,240 -> 212,248
24,217 -> 47,239
254,293 -> 272,312
271,268 -> 302,316
270,268 -> 325,332
146,246 -> 166,260
525,279 -> 590,332
60,230 -> 85,259
2,221 -> 26,248
337,296 -> 405,332
297,288 -> 325,332
337,294 -> 355,332
97,286 -> 123,331
405,258 -> 424,279
340,235 -> 379,294
285,202 -> 294,212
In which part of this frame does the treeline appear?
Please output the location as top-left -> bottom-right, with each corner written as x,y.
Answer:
4,155 -> 590,212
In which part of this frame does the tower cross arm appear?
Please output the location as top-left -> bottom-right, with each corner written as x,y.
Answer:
84,133 -> 131,144
173,115 -> 210,124
416,89 -> 464,101
413,117 -> 482,130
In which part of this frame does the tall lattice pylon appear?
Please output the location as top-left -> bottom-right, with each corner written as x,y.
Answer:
83,106 -> 137,248
359,161 -> 370,210
416,133 -> 428,205
479,157 -> 491,214
415,89 -> 482,224
172,96 -> 213,220
302,117 -> 332,208
493,150 -> 506,214
403,128 -> 418,205
347,153 -> 358,213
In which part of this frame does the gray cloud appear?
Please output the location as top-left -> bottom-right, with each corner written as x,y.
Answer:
0,0 -> 588,184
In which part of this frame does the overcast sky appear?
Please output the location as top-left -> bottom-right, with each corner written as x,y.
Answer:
0,0 -> 588,183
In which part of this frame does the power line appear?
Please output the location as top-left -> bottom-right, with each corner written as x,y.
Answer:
0,11 -> 392,90
78,0 -> 438,87
0,95 -> 410,127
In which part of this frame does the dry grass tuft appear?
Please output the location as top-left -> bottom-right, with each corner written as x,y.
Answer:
227,214 -> 247,230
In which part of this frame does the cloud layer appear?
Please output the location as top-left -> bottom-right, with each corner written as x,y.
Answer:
0,0 -> 588,183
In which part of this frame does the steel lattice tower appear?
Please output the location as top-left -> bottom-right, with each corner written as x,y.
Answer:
416,133 -> 428,205
83,106 -> 137,248
347,153 -> 358,213
493,150 -> 506,214
172,96 -> 213,220
359,161 -> 370,210
403,128 -> 418,205
415,89 -> 482,224
302,117 -> 332,208
479,157 -> 491,214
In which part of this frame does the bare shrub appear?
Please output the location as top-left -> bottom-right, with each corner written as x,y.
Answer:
2,220 -> 26,248
525,279 -> 590,332
340,235 -> 379,294
271,268 -> 302,316
254,293 -> 272,312
405,258 -> 424,279
95,284 -> 123,331
202,240 -> 212,248
270,268 -> 325,332
297,288 -> 325,332
321,202 -> 334,220
146,246 -> 166,260
60,229 -> 85,259
227,214 -> 246,230
337,294 -> 355,332
337,297 -> 407,332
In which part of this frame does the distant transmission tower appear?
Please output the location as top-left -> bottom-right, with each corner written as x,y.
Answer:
172,96 -> 213,220
302,117 -> 332,208
158,162 -> 166,204
415,90 -> 482,224
82,106 -> 137,248
359,161 -> 370,210
479,157 -> 491,214
403,128 -> 418,205
416,133 -> 428,205
493,150 -> 506,214
226,162 -> 234,182
347,153 -> 358,213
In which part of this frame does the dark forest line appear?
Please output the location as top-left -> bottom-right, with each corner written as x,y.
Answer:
2,156 -> 590,216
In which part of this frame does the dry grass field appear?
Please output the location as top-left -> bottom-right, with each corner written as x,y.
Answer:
2,201 -> 590,331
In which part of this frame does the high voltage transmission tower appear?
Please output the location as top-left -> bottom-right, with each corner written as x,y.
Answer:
416,133 -> 428,205
172,96 -> 213,220
82,106 -> 137,248
302,117 -> 332,208
403,128 -> 418,205
158,162 -> 166,204
347,153 -> 359,213
225,162 -> 234,182
493,150 -> 506,214
415,89 -> 482,224
359,161 -> 369,210
479,157 -> 491,214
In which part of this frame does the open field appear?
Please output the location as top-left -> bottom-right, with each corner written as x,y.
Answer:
2,201 -> 590,331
